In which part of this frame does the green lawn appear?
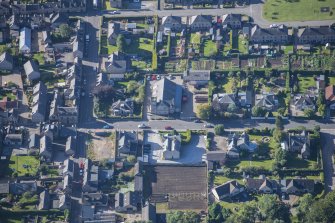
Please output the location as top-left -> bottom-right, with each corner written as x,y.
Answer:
125,36 -> 153,57
263,0 -> 335,22
9,156 -> 40,176
190,33 -> 201,44
138,38 -> 154,52
204,40 -> 217,57
222,77 -> 234,93
33,53 -> 45,65
132,60 -> 151,70
238,159 -> 274,170
298,76 -> 316,93
214,174 -> 243,186
283,45 -> 294,55
100,34 -> 117,55
328,76 -> 335,85
286,154 -> 317,169
104,0 -> 119,10
238,35 -> 248,54
40,67 -> 58,88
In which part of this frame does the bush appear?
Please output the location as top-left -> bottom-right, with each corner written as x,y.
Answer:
181,129 -> 192,144
240,166 -> 270,177
214,124 -> 225,136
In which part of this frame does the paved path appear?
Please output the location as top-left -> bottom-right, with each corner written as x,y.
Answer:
101,0 -> 335,28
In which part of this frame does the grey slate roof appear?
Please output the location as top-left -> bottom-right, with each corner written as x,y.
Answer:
24,60 -> 39,76
152,78 -> 182,111
39,190 -> 50,210
183,70 -> 210,82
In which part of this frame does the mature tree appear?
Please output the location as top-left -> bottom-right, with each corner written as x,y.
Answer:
318,104 -> 326,117
277,108 -> 286,116
258,194 -> 290,222
296,193 -> 313,222
227,103 -> 238,113
274,146 -> 287,167
273,128 -> 284,142
304,108 -> 315,118
93,85 -> 115,99
275,116 -> 284,130
252,106 -> 266,117
116,34 -> 125,52
167,211 -> 200,223
196,104 -> 212,120
59,24 -> 72,39
226,202 -> 257,223
306,190 -> 335,223
127,80 -> 139,94
208,203 -> 231,223
214,124 -> 225,136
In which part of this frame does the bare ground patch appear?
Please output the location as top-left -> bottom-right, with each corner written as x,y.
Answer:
88,132 -> 116,161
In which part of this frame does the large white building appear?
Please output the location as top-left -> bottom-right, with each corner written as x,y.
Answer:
19,27 -> 31,53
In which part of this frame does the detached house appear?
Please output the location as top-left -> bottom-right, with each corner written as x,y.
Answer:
325,85 -> 335,109
298,26 -> 335,44
206,150 -> 226,170
189,15 -> 212,31
57,106 -> 78,125
250,25 -> 289,44
105,51 -> 131,74
111,98 -> 134,116
254,93 -> 278,111
291,94 -> 316,114
19,27 -> 31,53
283,131 -> 310,159
31,81 -> 47,123
221,14 -> 241,29
40,135 -> 53,161
226,132 -> 258,158
65,136 -> 76,156
246,177 -> 278,194
162,16 -> 182,31
118,131 -> 138,156
212,180 -> 244,201
115,191 -> 141,213
24,60 -> 40,81
150,78 -> 182,115
0,52 -> 13,71
162,134 -> 181,160
280,179 -> 315,194
108,22 -> 120,45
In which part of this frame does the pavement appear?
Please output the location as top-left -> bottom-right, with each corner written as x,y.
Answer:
321,130 -> 335,193
100,0 -> 335,28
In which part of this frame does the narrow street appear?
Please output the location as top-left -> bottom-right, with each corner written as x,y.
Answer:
321,130 -> 335,193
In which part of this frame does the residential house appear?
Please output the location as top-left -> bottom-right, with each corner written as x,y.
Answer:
212,180 -> 244,201
58,194 -> 70,210
206,150 -> 226,170
254,92 -> 278,111
46,13 -> 69,29
42,31 -> 51,44
246,177 -> 278,194
110,0 -> 122,8
4,133 -> 23,146
83,193 -> 108,207
115,191 -> 141,213
212,91 -> 252,112
19,27 -> 31,53
49,90 -> 61,122
57,106 -> 78,125
0,182 -> 9,194
150,78 -> 182,115
63,174 -> 72,194
63,158 -> 74,177
111,98 -> 134,116
10,181 -> 37,195
162,134 -> 181,160
38,190 -> 50,210
96,72 -> 108,86
162,16 -> 182,31
298,26 -> 335,44
108,22 -> 120,45
284,131 -> 310,159
0,52 -> 13,71
183,70 -> 210,86
105,51 -> 131,74
291,94 -> 316,114
29,133 -> 40,150
189,15 -> 212,31
221,14 -> 241,29
31,81 -> 47,123
65,136 -> 76,156
73,34 -> 84,59
40,135 -> 53,161
325,85 -> 335,109
83,159 -> 99,192
250,25 -> 289,44
280,179 -> 315,194
226,132 -> 257,158
316,75 -> 325,91
118,131 -> 138,156
24,60 -> 40,81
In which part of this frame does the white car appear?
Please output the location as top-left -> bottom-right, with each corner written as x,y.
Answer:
138,123 -> 148,129
157,75 -> 161,80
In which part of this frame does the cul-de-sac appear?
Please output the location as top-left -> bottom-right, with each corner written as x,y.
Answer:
0,0 -> 335,222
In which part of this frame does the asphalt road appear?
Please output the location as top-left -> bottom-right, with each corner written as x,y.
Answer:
321,130 -> 335,193
101,1 -> 335,28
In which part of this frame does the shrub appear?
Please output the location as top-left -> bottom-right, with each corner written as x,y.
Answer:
214,124 -> 225,136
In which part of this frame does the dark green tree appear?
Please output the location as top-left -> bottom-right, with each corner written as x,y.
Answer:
116,34 -> 125,52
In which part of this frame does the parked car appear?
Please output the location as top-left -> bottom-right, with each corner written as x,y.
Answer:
165,126 -> 173,130
138,123 -> 148,129
157,75 -> 161,80
103,124 -> 113,129
194,119 -> 202,123
204,123 -> 214,128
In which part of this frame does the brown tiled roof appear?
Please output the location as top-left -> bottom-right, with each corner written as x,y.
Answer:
325,85 -> 335,101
